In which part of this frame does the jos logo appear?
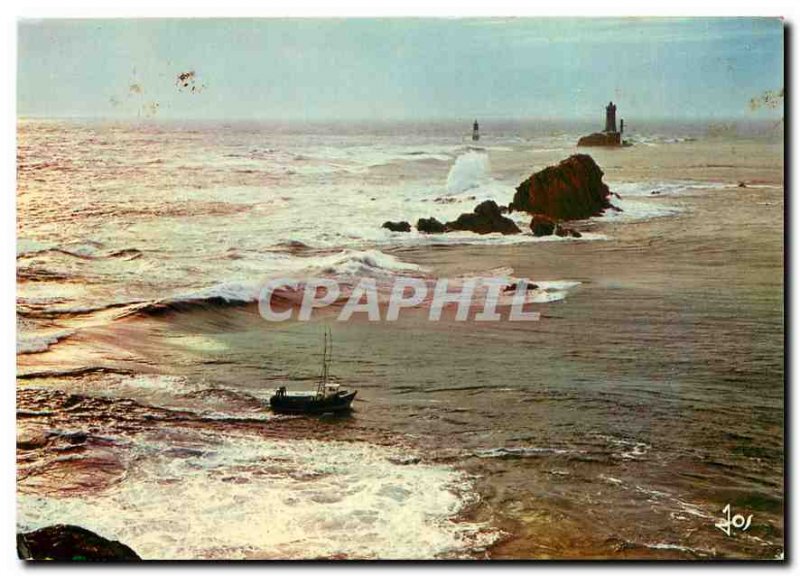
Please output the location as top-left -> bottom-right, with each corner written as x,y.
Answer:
715,504 -> 753,537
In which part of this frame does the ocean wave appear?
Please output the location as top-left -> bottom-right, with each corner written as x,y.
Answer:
17,239 -> 55,258
599,180 -> 727,222
94,374 -> 275,419
17,299 -> 146,319
610,180 -> 731,198
627,134 -> 697,146
642,542 -> 711,558
596,435 -> 652,461
382,230 -> 608,248
17,329 -> 75,355
529,280 -> 583,304
19,372 -> 275,421
17,239 -> 142,261
301,144 -> 456,170
17,366 -> 136,380
118,250 -> 425,318
18,431 -> 499,559
122,259 -> 582,320
311,249 -> 424,278
446,151 -> 491,194
163,282 -> 260,306
598,199 -> 683,222
17,246 -> 96,260
474,446 -> 576,459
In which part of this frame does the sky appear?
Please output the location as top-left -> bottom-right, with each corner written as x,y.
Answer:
17,18 -> 784,121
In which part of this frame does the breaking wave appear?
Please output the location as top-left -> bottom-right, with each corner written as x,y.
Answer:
16,330 -> 75,354
310,249 -> 424,278
610,180 -> 731,198
18,431 -> 498,559
446,151 -> 491,194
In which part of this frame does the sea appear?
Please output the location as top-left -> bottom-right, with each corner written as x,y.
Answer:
16,117 -> 784,559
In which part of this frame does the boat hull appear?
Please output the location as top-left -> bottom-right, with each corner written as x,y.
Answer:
269,391 -> 357,414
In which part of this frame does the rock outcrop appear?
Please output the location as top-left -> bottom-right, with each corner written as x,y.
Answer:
555,225 -> 582,238
529,215 -> 581,238
530,215 -> 556,237
17,525 -> 141,561
416,217 -> 447,234
577,132 -> 622,147
445,200 -> 520,235
382,221 -> 411,233
510,154 -> 614,221
503,280 -> 539,293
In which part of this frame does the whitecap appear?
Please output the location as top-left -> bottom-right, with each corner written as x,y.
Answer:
16,329 -> 75,354
18,432 -> 498,560
446,151 -> 491,194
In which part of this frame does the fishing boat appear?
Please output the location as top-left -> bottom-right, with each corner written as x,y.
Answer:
269,328 -> 357,414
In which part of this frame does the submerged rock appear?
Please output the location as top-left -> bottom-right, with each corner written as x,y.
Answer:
17,525 -> 141,561
382,220 -> 411,233
577,132 -> 622,147
503,280 -> 539,293
529,214 -> 582,238
416,217 -> 447,234
530,215 -> 556,237
16,429 -> 49,450
510,154 -> 614,221
555,225 -> 582,238
445,200 -> 520,235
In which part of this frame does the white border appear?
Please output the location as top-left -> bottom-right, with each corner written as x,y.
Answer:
4,1 -> 796,17
3,2 -> 794,575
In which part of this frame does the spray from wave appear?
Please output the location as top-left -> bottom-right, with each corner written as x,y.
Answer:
446,151 -> 491,194
18,431 -> 498,559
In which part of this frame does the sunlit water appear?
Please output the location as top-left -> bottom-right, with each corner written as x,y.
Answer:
17,118 -> 783,559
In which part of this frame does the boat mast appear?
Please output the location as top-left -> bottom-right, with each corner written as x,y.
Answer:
324,328 -> 329,386
316,327 -> 333,396
316,330 -> 325,396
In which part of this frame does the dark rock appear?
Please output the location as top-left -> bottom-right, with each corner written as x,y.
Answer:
511,154 -> 614,221
17,525 -> 141,561
416,217 -> 447,234
382,221 -> 411,233
503,281 -> 539,293
530,215 -> 583,238
555,224 -> 582,238
49,430 -> 89,445
577,132 -> 622,147
445,200 -> 520,235
16,430 -> 49,450
530,215 -> 556,236
738,181 -> 748,188
63,395 -> 84,409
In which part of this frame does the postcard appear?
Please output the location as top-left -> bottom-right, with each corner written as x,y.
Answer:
16,17 -> 784,561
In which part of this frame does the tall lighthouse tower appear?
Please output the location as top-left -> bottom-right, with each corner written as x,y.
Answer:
604,102 -> 617,133
577,100 -> 625,147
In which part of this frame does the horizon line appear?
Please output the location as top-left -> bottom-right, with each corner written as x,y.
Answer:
16,114 -> 783,124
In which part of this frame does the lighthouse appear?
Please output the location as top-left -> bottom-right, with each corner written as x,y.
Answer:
577,101 -> 626,147
472,120 -> 480,141
604,102 -> 617,133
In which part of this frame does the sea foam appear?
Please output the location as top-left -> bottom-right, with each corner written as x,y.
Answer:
446,151 -> 491,194
18,432 -> 497,559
